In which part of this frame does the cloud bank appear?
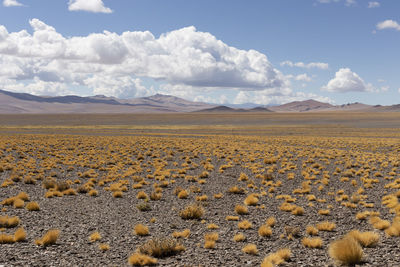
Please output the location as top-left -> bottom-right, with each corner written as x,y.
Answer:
0,19 -> 289,99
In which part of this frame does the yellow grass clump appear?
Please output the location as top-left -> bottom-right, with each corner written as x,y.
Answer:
13,198 -> 25,209
172,229 -> 190,238
233,233 -> 246,242
89,231 -> 102,242
242,243 -> 258,255
14,227 -> 27,242
346,230 -> 379,247
26,201 -> 40,211
177,190 -> 188,199
138,237 -> 184,257
134,224 -> 149,236
302,237 -> 323,248
0,215 -> 20,228
328,237 -> 363,265
99,243 -> 110,251
266,216 -> 276,227
180,203 -> 204,220
306,225 -> 319,236
369,216 -> 390,230
204,232 -> 218,249
238,220 -> 252,230
258,224 -> 272,237
35,229 -> 60,246
128,253 -> 157,266
235,204 -> 248,215
262,248 -> 291,266
316,221 -> 336,232
207,223 -> 219,229
0,233 -> 15,244
244,194 -> 259,206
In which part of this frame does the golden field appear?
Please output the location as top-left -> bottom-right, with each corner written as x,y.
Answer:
0,112 -> 399,266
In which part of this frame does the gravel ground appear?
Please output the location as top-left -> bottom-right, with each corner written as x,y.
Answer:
0,132 -> 400,267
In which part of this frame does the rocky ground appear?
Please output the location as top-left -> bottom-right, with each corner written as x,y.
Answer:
0,127 -> 400,267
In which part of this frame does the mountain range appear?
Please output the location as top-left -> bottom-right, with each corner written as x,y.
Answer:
0,89 -> 399,113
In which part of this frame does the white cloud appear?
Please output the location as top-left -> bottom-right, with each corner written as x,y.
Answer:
317,0 -> 340,3
0,19 -> 288,98
398,88 -> 400,93
368,1 -> 380,8
295,73 -> 312,82
280,61 -> 329,70
321,68 -> 374,93
3,0 -> 23,7
68,0 -> 112,14
376,20 -> 400,31
345,0 -> 356,6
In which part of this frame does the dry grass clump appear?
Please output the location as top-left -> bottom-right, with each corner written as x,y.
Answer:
385,217 -> 400,237
137,191 -> 149,200
226,215 -> 239,221
88,189 -> 98,197
89,231 -> 102,242
172,229 -> 190,238
134,224 -> 149,236
99,243 -> 110,251
266,216 -> 276,227
204,232 -> 218,249
213,192 -> 223,199
302,237 -> 323,248
179,203 -> 204,220
228,186 -> 245,194
258,224 -> 272,237
0,233 -> 15,244
17,192 -> 29,201
14,227 -> 27,242
318,209 -> 330,215
207,223 -> 219,229
137,237 -> 184,258
262,248 -> 291,266
177,190 -> 189,199
328,237 -> 363,265
0,215 -> 20,228
346,230 -> 379,247
35,229 -> 60,246
238,220 -> 252,229
291,206 -> 304,216
235,204 -> 248,215
26,201 -> 40,211
369,216 -> 390,230
316,221 -> 336,232
113,191 -> 123,198
128,253 -> 157,266
13,198 -> 24,208
233,233 -> 246,242
306,225 -> 319,236
242,243 -> 258,255
244,194 -> 259,206
137,202 -> 151,212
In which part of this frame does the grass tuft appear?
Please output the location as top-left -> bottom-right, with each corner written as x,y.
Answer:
328,237 -> 363,265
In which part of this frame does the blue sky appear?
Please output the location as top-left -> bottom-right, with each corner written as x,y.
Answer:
0,0 -> 399,105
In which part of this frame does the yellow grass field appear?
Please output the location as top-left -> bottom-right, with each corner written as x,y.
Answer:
0,113 -> 399,266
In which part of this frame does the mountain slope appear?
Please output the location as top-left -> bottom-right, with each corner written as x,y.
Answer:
0,90 -> 215,113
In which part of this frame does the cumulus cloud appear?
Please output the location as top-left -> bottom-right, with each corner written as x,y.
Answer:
368,1 -> 380,8
295,74 -> 312,82
68,0 -> 112,14
280,61 -> 329,70
376,20 -> 400,31
3,0 -> 23,7
0,19 -> 287,98
321,68 -> 374,93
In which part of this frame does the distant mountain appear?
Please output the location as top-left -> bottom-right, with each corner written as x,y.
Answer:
269,99 -> 334,112
195,105 -> 272,113
0,89 -> 398,114
0,89 -> 216,113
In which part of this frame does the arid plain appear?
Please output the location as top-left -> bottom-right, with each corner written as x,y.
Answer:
1,112 -> 400,266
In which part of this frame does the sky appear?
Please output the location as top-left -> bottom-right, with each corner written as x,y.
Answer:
0,0 -> 399,105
